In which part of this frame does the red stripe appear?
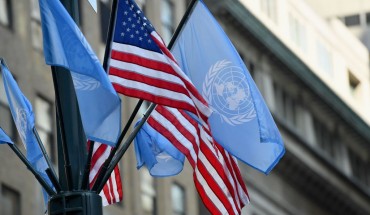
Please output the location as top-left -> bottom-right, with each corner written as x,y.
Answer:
108,177 -> 115,204
150,34 -> 177,64
147,117 -> 196,168
102,182 -> 112,205
114,166 -> 123,201
109,67 -> 190,96
91,144 -> 108,170
218,146 -> 244,207
196,158 -> 235,215
216,143 -> 249,205
111,50 -> 180,77
156,106 -> 199,152
113,83 -> 198,114
193,175 -> 222,215
200,139 -> 240,211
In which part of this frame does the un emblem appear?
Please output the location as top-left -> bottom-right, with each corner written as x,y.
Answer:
71,73 -> 101,91
16,108 -> 28,143
202,60 -> 256,126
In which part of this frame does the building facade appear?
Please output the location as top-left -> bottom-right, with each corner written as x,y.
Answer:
0,0 -> 370,215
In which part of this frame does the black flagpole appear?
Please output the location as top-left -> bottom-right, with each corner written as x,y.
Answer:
93,0 -> 199,193
81,0 -> 122,191
8,144 -> 56,196
33,127 -> 61,191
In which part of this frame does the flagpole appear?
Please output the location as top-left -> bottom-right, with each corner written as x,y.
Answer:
8,144 -> 56,196
93,0 -> 199,193
52,68 -> 73,191
94,103 -> 156,192
90,99 -> 143,191
80,0 -> 121,191
33,127 -> 61,191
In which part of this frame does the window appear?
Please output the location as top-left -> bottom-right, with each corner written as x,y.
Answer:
0,75 -> 17,141
172,183 -> 185,215
348,149 -> 370,186
1,184 -> 21,215
273,82 -> 298,128
99,0 -> 111,43
289,14 -> 307,52
0,0 -> 12,28
316,41 -> 332,75
161,0 -> 174,44
313,118 -> 337,159
30,0 -> 43,51
140,168 -> 156,215
348,71 -> 360,96
344,14 -> 360,26
366,12 -> 370,25
35,96 -> 54,162
260,0 -> 277,22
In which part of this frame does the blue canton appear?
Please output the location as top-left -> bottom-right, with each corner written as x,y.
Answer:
113,0 -> 161,53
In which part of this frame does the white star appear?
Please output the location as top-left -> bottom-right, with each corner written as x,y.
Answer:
127,28 -> 131,32
125,0 -> 129,4
124,11 -> 128,15
139,37 -> 143,41
143,22 -> 147,26
132,24 -> 136,28
148,39 -> 151,43
141,26 -> 144,30
137,10 -> 141,14
128,17 -> 132,22
121,32 -> 125,37
133,14 -> 137,18
122,21 -> 126,26
144,33 -> 148,37
136,30 -> 139,34
137,20 -> 141,24
130,34 -> 134,38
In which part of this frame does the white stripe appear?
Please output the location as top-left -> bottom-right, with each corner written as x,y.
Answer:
199,131 -> 239,214
163,54 -> 212,117
109,75 -> 195,107
111,169 -> 120,202
109,59 -> 186,88
111,42 -> 168,64
229,155 -> 250,205
198,151 -> 239,214
194,168 -> 228,214
89,147 -> 110,182
111,42 -> 212,118
151,32 -> 165,46
151,110 -> 198,163
100,192 -> 109,207
165,107 -> 199,147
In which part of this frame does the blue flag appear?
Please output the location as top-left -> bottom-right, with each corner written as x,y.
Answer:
0,127 -> 13,144
39,0 -> 121,146
0,61 -> 53,206
134,119 -> 185,177
171,1 -> 285,174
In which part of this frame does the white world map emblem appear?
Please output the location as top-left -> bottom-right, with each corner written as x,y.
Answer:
202,60 -> 256,126
71,73 -> 101,91
16,108 -> 28,143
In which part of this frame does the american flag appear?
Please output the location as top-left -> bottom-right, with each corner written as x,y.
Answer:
147,105 -> 250,215
107,0 -> 211,120
108,0 -> 249,213
89,142 -> 123,206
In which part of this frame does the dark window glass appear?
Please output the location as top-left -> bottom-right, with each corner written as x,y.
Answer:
99,1 -> 111,43
0,0 -> 12,29
344,14 -> 360,26
1,184 -> 21,215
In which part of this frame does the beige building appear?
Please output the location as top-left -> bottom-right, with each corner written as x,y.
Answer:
1,0 -> 370,215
